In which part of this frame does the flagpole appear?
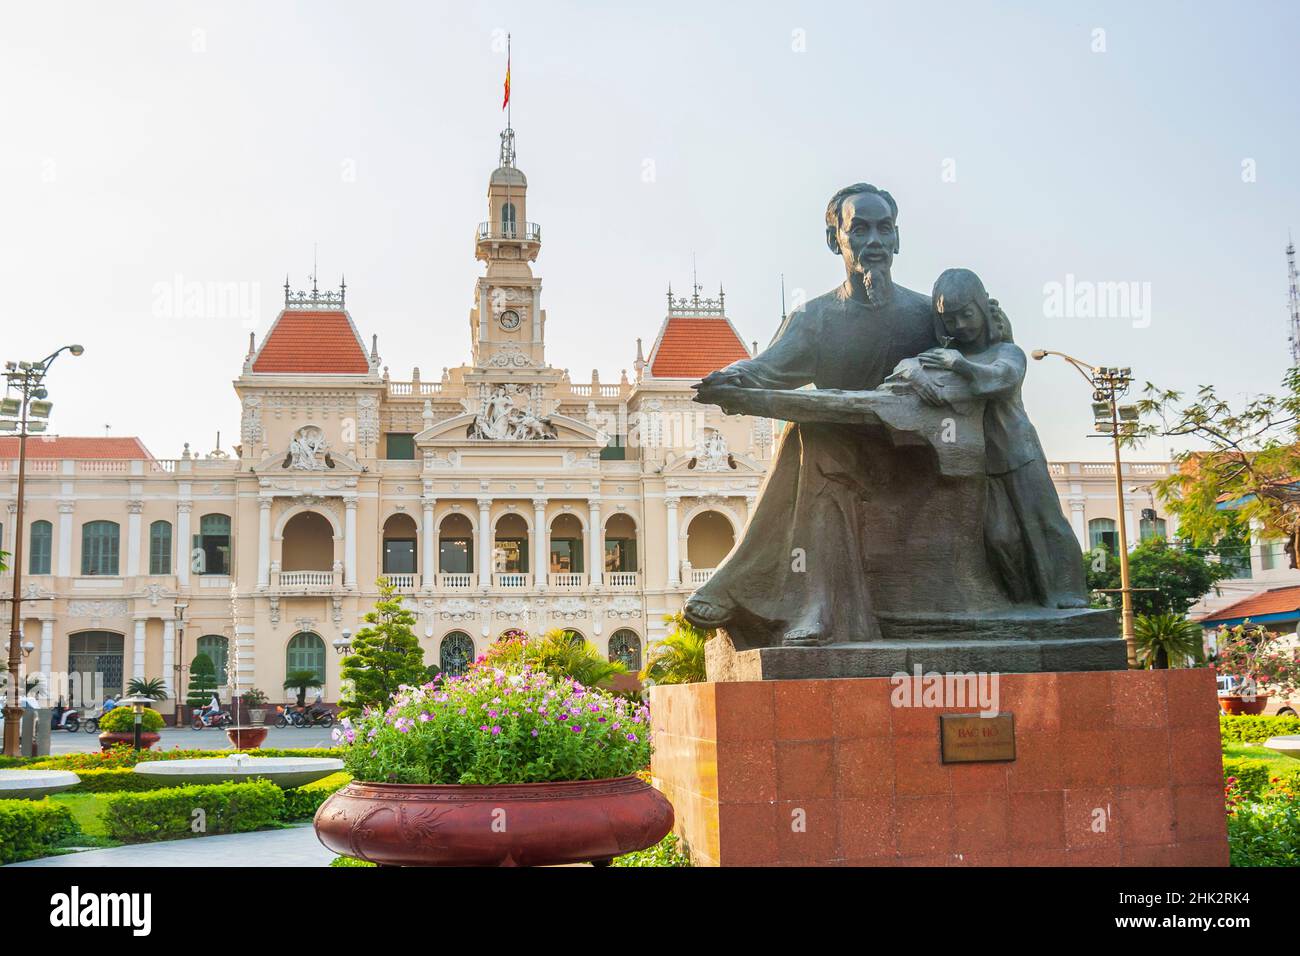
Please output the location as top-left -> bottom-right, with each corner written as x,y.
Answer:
507,33 -> 512,132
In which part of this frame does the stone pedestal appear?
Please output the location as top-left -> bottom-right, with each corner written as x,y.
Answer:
649,668 -> 1227,866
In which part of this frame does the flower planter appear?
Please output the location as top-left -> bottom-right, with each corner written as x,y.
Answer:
1219,695 -> 1270,716
248,709 -> 268,726
313,775 -> 674,867
226,726 -> 269,749
98,731 -> 160,751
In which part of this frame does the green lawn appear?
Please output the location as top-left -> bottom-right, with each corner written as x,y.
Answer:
47,792 -> 119,847
1222,742 -> 1299,778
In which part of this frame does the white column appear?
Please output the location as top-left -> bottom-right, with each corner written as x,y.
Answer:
532,498 -> 547,588
162,619 -> 175,696
588,499 -> 603,586
477,498 -> 492,585
1124,506 -> 1137,551
422,498 -> 436,587
132,618 -> 147,680
126,500 -> 143,577
56,501 -> 74,577
176,501 -> 192,586
344,496 -> 358,587
257,497 -> 272,587
1069,501 -> 1087,549
39,619 -> 53,688
665,496 -> 680,587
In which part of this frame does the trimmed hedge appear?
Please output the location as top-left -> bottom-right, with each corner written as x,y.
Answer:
1220,715 -> 1300,745
102,780 -> 284,843
0,799 -> 80,864
20,747 -> 345,771
65,768 -> 176,794
281,772 -> 351,822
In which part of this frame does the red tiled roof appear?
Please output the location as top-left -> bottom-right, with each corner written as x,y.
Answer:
648,316 -> 751,379
0,436 -> 154,460
1197,585 -> 1300,624
252,310 -> 370,374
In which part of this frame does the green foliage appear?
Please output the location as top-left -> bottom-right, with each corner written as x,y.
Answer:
340,665 -> 652,785
485,629 -> 627,689
21,746 -> 345,771
1222,758 -> 1275,801
337,580 -> 430,720
102,780 -> 284,842
330,855 -> 376,867
1220,714 -> 1300,744
126,677 -> 168,701
0,798 -> 79,864
1215,623 -> 1300,697
186,653 -> 220,709
1139,368 -> 1300,555
283,670 -> 323,708
65,768 -> 175,793
1133,613 -> 1204,669
642,613 -> 710,685
611,831 -> 692,867
97,706 -> 164,734
1226,776 -> 1300,866
280,771 -> 351,821
1084,537 -> 1231,618
241,687 -> 269,708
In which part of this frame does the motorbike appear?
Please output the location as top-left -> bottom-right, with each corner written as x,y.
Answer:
82,716 -> 100,734
51,708 -> 81,733
273,704 -> 301,728
297,707 -> 335,729
192,709 -> 234,730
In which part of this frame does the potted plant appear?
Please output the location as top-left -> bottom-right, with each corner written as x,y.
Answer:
97,706 -> 164,750
241,688 -> 269,726
1215,622 -> 1300,714
314,662 -> 673,867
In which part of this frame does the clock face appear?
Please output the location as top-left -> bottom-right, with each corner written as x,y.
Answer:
499,309 -> 521,331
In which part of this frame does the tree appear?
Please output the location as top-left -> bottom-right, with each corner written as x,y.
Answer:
1138,368 -> 1300,564
641,613 -> 711,685
337,580 -> 429,719
480,629 -> 626,688
1134,613 -> 1204,669
1084,537 -> 1231,617
185,653 -> 219,708
126,677 -> 168,701
283,669 -> 322,709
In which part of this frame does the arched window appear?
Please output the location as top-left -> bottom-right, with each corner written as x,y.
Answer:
382,513 -> 418,575
494,513 -> 529,574
1087,518 -> 1118,554
81,520 -> 120,575
500,201 -> 517,237
440,632 -> 476,677
149,520 -> 172,575
1139,515 -> 1167,542
609,629 -> 642,671
549,513 -> 584,574
29,520 -> 52,574
197,634 -> 229,685
686,510 -> 735,569
604,514 -> 638,573
286,632 -> 326,686
198,514 -> 231,575
439,513 -> 474,574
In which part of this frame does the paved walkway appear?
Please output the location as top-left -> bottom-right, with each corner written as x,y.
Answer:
8,824 -> 335,867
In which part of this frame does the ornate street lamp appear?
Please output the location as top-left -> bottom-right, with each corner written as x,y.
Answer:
2,344 -> 84,758
332,630 -> 352,655
1032,350 -> 1142,667
118,694 -> 155,750
172,601 -> 188,727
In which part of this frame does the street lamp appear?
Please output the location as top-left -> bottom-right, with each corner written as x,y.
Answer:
1032,350 -> 1142,668
2,344 -> 84,758
172,602 -> 188,727
332,630 -> 352,655
118,694 -> 154,750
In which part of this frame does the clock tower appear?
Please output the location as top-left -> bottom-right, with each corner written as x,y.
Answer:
471,126 -> 547,371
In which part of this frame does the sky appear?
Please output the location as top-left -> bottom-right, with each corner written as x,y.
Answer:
1,0 -> 1297,462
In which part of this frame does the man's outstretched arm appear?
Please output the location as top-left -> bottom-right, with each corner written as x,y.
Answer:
697,307 -> 818,394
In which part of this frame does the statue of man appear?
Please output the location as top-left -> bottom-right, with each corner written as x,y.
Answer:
688,183 -> 943,649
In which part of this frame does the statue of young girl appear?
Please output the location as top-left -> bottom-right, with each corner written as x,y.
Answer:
910,268 -> 1089,609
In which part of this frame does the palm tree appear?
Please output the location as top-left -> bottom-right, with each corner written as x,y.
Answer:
641,613 -> 711,685
126,677 -> 168,701
283,669 -> 323,708
526,630 -> 627,687
1134,613 -> 1204,669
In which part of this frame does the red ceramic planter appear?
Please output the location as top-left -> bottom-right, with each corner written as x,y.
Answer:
1219,695 -> 1270,716
314,775 -> 674,867
98,732 -> 160,751
226,726 -> 269,749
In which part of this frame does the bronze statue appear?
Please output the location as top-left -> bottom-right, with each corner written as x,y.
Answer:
684,183 -> 1120,678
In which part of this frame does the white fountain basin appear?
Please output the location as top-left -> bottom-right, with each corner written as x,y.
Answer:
0,769 -> 80,800
133,755 -> 343,789
1263,735 -> 1300,761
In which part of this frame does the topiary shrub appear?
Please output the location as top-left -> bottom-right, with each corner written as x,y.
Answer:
97,707 -> 165,734
102,780 -> 284,843
0,799 -> 79,864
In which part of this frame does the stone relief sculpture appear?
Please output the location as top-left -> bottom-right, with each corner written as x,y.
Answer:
691,427 -> 732,471
240,395 -> 264,446
288,425 -> 330,470
469,384 -> 557,440
684,182 -> 1121,679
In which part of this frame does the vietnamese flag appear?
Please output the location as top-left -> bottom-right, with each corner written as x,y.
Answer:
502,53 -> 511,110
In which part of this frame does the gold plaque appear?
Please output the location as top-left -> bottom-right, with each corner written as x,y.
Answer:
939,713 -> 1016,764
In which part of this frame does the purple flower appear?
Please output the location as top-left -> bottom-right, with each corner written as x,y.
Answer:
480,724 -> 490,732
571,725 -> 583,733
530,729 -> 539,737
492,725 -> 502,736
626,733 -> 638,742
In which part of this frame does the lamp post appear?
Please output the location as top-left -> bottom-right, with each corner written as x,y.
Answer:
332,630 -> 352,656
1032,350 -> 1141,668
172,601 -> 188,727
2,344 -> 84,758
118,694 -> 153,751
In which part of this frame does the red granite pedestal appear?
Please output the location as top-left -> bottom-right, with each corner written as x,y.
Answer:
648,668 -> 1228,866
